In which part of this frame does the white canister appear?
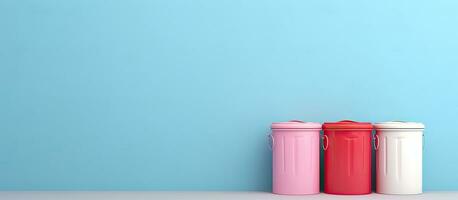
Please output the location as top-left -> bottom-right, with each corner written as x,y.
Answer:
374,121 -> 425,194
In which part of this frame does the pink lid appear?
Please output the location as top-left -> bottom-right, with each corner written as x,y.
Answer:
271,120 -> 322,129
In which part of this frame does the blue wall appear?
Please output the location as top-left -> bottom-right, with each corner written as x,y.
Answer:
1,0 -> 457,191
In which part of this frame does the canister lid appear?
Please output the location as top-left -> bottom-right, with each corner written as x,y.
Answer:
271,120 -> 321,129
374,121 -> 425,129
322,120 -> 373,130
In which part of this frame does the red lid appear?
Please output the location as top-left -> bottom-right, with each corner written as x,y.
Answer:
322,120 -> 373,130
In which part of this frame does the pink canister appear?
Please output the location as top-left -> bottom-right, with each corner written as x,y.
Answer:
270,120 -> 321,195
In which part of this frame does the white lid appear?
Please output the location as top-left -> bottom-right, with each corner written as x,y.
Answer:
374,121 -> 425,129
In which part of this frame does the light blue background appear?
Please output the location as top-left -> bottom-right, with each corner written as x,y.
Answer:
1,0 -> 457,191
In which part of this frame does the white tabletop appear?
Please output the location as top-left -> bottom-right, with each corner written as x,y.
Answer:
0,192 -> 457,200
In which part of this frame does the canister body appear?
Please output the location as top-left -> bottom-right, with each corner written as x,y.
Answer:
272,129 -> 320,194
375,130 -> 423,194
323,129 -> 372,194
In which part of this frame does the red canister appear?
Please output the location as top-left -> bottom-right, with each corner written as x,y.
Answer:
322,120 -> 373,195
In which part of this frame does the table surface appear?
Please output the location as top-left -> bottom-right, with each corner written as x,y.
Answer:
0,192 -> 456,200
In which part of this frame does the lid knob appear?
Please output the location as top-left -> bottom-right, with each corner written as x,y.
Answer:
339,120 -> 357,123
